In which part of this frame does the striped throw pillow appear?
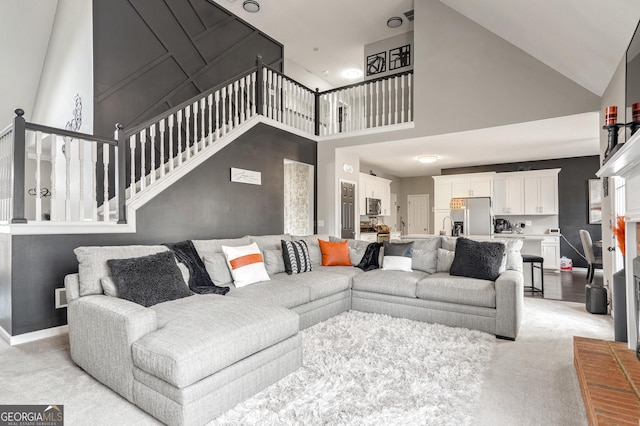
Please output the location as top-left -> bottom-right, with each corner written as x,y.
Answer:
281,240 -> 312,275
221,243 -> 270,288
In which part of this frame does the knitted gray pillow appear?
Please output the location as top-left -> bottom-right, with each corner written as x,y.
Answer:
107,251 -> 193,307
449,238 -> 505,281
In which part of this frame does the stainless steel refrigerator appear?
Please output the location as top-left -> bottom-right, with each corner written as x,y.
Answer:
450,197 -> 493,236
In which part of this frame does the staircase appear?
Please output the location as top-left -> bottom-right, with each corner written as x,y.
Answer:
1,59 -> 413,233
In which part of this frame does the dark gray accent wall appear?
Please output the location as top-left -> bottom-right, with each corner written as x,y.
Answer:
443,156 -> 601,268
9,124 -> 316,335
93,0 -> 283,138
0,234 -> 11,334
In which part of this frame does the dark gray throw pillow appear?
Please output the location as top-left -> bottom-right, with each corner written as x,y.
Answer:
107,251 -> 193,307
449,237 -> 505,281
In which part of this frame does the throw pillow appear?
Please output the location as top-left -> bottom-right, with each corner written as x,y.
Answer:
436,248 -> 456,273
263,249 -> 286,275
203,253 -> 234,286
107,251 -> 193,307
221,243 -> 270,287
281,240 -> 313,275
449,237 -> 506,281
382,241 -> 414,272
318,239 -> 351,266
101,261 -> 190,298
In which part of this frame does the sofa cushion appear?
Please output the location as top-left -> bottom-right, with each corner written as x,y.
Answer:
382,241 -> 414,272
192,236 -> 251,259
416,273 -> 496,308
319,240 -> 351,266
406,238 -> 441,273
74,245 -> 170,296
450,238 -> 505,281
315,265 -> 364,279
107,251 -> 193,307
351,269 -> 429,298
494,238 -> 524,273
222,243 -> 270,288
227,280 -> 311,308
263,249 -> 286,275
281,240 -> 313,274
133,295 -> 299,388
203,253 -> 234,286
436,248 -> 456,273
270,270 -> 351,301
249,234 -> 292,252
291,234 -> 330,267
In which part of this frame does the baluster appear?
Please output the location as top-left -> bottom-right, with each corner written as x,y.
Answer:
78,140 -> 85,221
283,81 -> 289,126
64,136 -> 71,221
387,78 -> 392,125
380,80 -> 386,126
239,79 -> 245,123
129,134 -> 136,195
333,92 -> 339,134
34,131 -> 42,221
200,98 -> 205,149
408,74 -> 413,121
359,85 -> 364,130
177,109 -> 183,165
401,75 -> 406,123
159,119 -> 166,178
102,143 -> 110,221
262,68 -> 267,117
140,129 -> 147,190
268,70 -> 274,119
191,102 -> 198,155
251,72 -> 257,116
369,83 -> 374,129
168,115 -> 174,172
91,142 -> 97,221
228,83 -> 234,130
376,81 -> 381,127
394,77 -> 399,124
221,87 -> 227,137
245,75 -> 251,120
49,135 -> 57,220
149,125 -> 156,184
207,95 -> 213,146
278,75 -> 284,122
234,81 -> 239,126
214,90 -> 221,140
184,106 -> 191,161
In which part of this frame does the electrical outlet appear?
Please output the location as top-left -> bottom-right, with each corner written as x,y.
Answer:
525,220 -> 532,226
317,220 -> 324,227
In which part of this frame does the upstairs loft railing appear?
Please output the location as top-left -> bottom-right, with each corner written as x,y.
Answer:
2,57 -> 413,226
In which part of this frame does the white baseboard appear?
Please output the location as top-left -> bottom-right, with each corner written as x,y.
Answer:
0,324 -> 68,346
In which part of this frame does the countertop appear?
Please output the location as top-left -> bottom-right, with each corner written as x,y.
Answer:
402,233 -> 560,240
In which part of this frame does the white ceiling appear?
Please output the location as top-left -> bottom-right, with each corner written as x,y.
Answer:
3,0 -> 640,177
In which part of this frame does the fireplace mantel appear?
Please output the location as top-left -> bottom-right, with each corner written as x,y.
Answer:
598,129 -> 640,350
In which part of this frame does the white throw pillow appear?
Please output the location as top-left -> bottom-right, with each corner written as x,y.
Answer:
221,243 -> 270,288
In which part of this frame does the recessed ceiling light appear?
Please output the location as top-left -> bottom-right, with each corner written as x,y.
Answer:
342,68 -> 363,79
243,0 -> 260,13
417,155 -> 439,164
387,16 -> 403,28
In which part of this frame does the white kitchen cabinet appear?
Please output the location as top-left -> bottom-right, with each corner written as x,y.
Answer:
524,171 -> 559,215
451,175 -> 492,198
541,237 -> 560,270
493,174 -> 524,215
433,177 -> 453,210
359,173 -> 392,215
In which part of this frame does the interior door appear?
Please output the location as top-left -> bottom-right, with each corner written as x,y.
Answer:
341,181 -> 356,239
407,194 -> 430,235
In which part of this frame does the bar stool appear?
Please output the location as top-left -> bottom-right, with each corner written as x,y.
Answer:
522,254 -> 544,295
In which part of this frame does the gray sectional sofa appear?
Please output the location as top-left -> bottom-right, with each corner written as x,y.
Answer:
64,233 -> 524,426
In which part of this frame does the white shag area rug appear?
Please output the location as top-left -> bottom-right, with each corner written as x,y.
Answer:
212,311 -> 495,426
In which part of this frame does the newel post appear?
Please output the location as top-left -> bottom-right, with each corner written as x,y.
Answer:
11,109 -> 27,224
115,123 -> 127,224
255,55 -> 264,116
314,88 -> 320,136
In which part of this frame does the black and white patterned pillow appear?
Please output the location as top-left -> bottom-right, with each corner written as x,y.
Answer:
281,240 -> 313,275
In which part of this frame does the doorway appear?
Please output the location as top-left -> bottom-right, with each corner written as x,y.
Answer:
340,181 -> 355,239
283,159 -> 314,235
407,194 -> 430,235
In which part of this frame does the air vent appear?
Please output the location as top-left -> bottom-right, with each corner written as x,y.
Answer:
404,10 -> 414,21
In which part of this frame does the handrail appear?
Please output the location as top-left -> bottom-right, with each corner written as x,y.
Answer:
25,122 -> 116,145
262,64 -> 317,94
318,70 -> 414,96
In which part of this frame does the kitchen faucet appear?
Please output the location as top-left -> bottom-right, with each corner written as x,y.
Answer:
442,216 -> 453,236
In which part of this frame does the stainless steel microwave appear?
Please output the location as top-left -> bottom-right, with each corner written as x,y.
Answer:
366,198 -> 381,216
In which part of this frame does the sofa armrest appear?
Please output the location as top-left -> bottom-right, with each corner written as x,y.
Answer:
67,294 -> 157,402
494,270 -> 524,340
64,273 -> 81,303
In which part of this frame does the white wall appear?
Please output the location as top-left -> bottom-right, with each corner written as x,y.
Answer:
28,0 -> 94,221
364,32 -> 414,80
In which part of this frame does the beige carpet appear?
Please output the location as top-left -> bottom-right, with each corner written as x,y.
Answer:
0,298 -> 614,425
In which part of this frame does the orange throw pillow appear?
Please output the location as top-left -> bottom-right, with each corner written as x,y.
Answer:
318,239 -> 351,266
